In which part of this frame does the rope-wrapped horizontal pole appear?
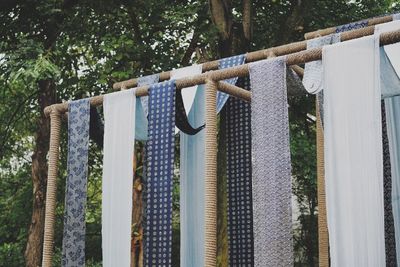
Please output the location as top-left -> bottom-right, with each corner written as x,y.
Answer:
45,28 -> 400,116
305,14 -> 393,40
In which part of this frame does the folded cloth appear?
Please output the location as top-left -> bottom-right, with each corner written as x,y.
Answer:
323,36 -> 385,267
217,54 -> 246,112
249,57 -> 293,267
62,99 -> 90,267
102,89 -> 136,267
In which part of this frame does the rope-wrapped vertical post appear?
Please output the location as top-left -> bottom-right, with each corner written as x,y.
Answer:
42,109 -> 62,267
316,98 -> 329,267
204,79 -> 218,267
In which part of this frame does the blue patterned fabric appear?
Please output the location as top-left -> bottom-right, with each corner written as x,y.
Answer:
217,54 -> 246,112
335,20 -> 368,33
144,80 -> 176,267
226,77 -> 254,266
62,99 -> 90,267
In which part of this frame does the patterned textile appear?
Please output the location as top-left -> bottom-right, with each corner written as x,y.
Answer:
335,20 -> 368,33
249,57 -> 293,267
226,77 -> 254,266
62,99 -> 90,267
138,74 -> 160,116
382,102 -> 398,267
144,80 -> 176,267
217,54 -> 246,112
303,34 -> 340,94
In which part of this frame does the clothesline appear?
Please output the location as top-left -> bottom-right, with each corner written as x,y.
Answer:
44,29 -> 400,116
112,16 -> 395,91
305,14 -> 394,40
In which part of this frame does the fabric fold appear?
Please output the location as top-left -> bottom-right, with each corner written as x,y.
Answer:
180,84 -> 206,267
249,57 -> 293,267
102,89 -> 136,267
323,36 -> 385,267
62,99 -> 90,267
143,80 -> 176,267
217,54 -> 246,112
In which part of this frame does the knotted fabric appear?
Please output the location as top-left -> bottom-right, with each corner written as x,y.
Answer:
143,80 -> 176,267
180,84 -> 206,267
323,36 -> 385,267
225,77 -> 254,266
217,54 -> 246,112
102,89 -> 136,267
62,99 -> 90,267
249,57 -> 293,267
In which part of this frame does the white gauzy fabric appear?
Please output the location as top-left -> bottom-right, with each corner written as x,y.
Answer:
323,36 -> 385,267
377,20 -> 400,266
171,65 -> 203,134
180,85 -> 205,267
102,89 -> 136,267
302,34 -> 340,94
393,13 -> 400,21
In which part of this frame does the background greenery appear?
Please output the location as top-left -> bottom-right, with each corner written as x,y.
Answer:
0,0 -> 399,266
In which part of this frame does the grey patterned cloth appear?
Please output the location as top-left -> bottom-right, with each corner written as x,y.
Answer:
62,99 -> 90,267
249,57 -> 293,267
303,34 -> 340,94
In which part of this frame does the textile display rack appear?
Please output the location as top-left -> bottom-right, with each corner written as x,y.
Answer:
41,13 -> 400,266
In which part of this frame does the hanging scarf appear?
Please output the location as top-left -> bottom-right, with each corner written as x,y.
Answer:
323,36 -> 385,267
171,65 -> 205,135
143,80 -> 176,267
225,77 -> 254,266
249,57 -> 293,267
62,99 -> 90,267
217,54 -> 246,112
102,89 -> 136,267
180,84 -> 206,267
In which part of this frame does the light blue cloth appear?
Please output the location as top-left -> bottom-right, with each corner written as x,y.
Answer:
180,84 -> 205,267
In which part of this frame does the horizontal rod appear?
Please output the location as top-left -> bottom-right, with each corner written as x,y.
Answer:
305,14 -> 394,40
113,15 -> 393,90
44,29 -> 400,116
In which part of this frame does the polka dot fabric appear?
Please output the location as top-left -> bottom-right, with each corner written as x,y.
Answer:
217,54 -> 246,113
225,77 -> 254,266
143,80 -> 176,267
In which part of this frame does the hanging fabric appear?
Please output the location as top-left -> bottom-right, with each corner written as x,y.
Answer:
225,77 -> 254,266
62,99 -> 90,267
180,84 -> 206,267
375,20 -> 400,266
376,19 -> 400,266
216,54 -> 246,112
249,57 -> 293,267
323,36 -> 385,267
335,20 -> 368,33
303,34 -> 340,94
102,89 -> 136,267
171,65 -> 205,135
143,80 -> 176,267
138,74 -> 160,117
394,13 -> 400,21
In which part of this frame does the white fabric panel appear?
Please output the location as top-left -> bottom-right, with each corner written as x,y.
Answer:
102,89 -> 136,267
323,36 -> 385,267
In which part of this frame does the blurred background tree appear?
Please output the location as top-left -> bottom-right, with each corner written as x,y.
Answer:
0,0 -> 399,266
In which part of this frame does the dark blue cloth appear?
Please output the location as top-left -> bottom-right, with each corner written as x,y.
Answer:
226,77 -> 254,266
217,54 -> 246,112
335,20 -> 368,33
62,99 -> 90,267
143,80 -> 176,267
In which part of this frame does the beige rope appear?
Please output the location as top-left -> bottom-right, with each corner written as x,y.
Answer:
204,79 -> 218,267
42,109 -> 62,267
316,98 -> 329,267
305,14 -> 393,39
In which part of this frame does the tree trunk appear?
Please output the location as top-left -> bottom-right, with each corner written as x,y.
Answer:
25,79 -> 56,267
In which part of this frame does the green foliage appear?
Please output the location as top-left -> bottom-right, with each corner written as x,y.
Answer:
1,0 -> 399,266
